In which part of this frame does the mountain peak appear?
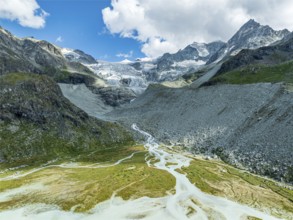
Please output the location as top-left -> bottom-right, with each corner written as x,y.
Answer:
243,19 -> 260,27
227,19 -> 290,50
237,19 -> 262,34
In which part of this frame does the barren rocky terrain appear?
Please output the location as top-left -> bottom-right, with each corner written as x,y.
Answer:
105,82 -> 293,183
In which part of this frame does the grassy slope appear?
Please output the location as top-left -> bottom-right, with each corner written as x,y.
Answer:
210,61 -> 293,84
180,157 -> 293,218
0,73 -> 134,164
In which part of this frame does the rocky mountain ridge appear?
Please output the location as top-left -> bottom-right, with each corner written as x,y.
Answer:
207,19 -> 290,64
0,26 -> 137,108
152,41 -> 226,80
1,19 -> 289,97
124,19 -> 290,85
0,27 -> 68,75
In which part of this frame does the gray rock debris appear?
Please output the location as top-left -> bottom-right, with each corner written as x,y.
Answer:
107,83 -> 293,183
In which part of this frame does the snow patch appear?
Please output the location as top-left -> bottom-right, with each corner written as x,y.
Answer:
61,48 -> 80,60
190,43 -> 209,57
136,57 -> 155,62
118,59 -> 133,64
171,60 -> 206,68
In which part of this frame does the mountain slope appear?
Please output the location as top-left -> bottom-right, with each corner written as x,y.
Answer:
0,28 -> 62,73
0,27 -> 96,80
0,73 -> 134,163
108,83 -> 293,183
207,34 -> 293,85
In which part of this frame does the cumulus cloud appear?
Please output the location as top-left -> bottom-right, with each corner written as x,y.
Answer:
0,0 -> 48,28
102,0 -> 293,58
116,50 -> 133,58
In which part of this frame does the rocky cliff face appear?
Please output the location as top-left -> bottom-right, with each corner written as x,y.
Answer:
0,27 -> 65,75
0,73 -> 134,163
228,19 -> 289,51
207,19 -> 290,64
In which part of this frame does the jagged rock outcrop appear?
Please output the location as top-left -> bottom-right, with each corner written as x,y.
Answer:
207,19 -> 290,64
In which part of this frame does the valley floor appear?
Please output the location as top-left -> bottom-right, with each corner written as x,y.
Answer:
0,125 -> 292,220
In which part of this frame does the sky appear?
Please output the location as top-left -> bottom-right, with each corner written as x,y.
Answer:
0,0 -> 292,61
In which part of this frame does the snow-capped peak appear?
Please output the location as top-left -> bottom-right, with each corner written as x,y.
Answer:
119,59 -> 133,64
228,19 -> 290,51
61,48 -> 80,58
61,48 -> 97,64
189,42 -> 209,57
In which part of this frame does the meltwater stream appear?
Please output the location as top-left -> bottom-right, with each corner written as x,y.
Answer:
0,125 -> 282,220
131,124 -> 280,220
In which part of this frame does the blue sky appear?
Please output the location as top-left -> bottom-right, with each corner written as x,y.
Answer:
0,0 -> 144,62
0,0 -> 292,61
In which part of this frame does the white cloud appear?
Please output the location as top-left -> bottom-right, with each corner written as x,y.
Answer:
102,0 -> 293,58
116,50 -> 133,58
0,0 -> 48,29
55,36 -> 63,43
